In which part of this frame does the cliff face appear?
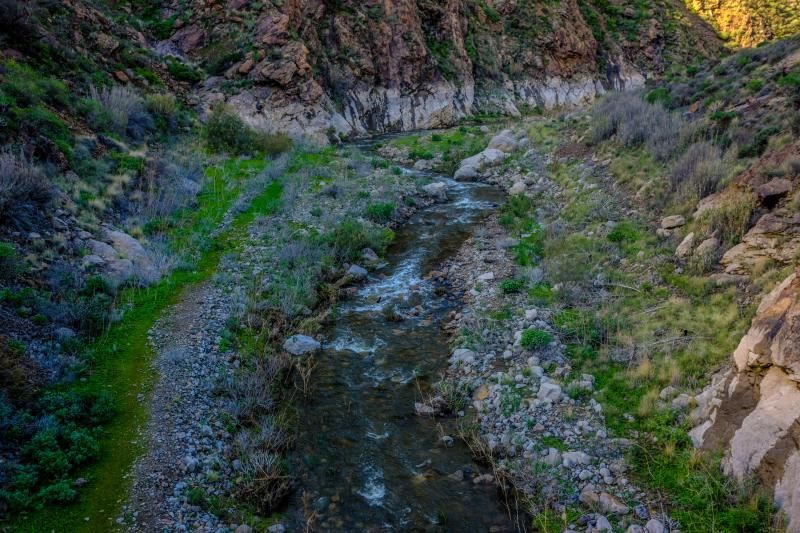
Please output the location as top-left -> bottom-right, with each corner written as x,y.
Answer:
684,0 -> 800,47
155,0 -> 720,141
690,270 -> 800,530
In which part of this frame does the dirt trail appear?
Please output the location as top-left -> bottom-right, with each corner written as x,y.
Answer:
122,281 -> 236,531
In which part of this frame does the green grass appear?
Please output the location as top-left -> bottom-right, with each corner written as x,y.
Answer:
506,113 -> 777,530
10,160 -> 282,532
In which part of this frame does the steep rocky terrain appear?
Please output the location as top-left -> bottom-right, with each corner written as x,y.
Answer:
154,0 -> 721,140
685,0 -> 800,46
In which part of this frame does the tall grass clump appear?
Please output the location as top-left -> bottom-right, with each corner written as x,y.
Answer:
669,141 -> 734,201
0,148 -> 51,221
591,91 -> 687,162
202,104 -> 291,156
89,85 -> 149,138
697,189 -> 756,246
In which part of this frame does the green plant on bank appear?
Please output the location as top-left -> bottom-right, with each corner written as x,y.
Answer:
364,202 -> 395,223
500,278 -> 524,294
520,328 -> 553,350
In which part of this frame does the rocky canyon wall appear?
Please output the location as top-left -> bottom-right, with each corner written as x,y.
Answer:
158,0 -> 717,141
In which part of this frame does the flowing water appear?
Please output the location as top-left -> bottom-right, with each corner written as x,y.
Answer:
291,146 -> 513,531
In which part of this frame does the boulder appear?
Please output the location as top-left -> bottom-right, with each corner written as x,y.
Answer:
454,165 -> 479,181
347,264 -> 368,280
508,181 -> 526,195
454,148 -> 507,180
362,248 -> 379,263
592,514 -> 613,532
105,230 -> 159,284
598,492 -> 629,514
562,450 -> 590,467
422,181 -> 448,201
537,382 -> 562,402
283,334 -> 321,357
693,237 -> 719,261
488,129 -> 518,153
415,402 -> 435,416
645,519 -> 666,533
451,348 -> 476,365
675,232 -> 696,258
477,271 -> 495,282
756,178 -> 792,202
660,215 -> 685,229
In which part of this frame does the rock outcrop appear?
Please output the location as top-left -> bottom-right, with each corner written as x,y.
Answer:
690,269 -> 800,530
156,0 -> 720,141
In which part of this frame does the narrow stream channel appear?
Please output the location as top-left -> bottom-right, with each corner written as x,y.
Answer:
290,143 -> 514,531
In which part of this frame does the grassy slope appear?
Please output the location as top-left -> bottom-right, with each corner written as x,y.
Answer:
495,118 -> 782,531
10,158 -> 282,532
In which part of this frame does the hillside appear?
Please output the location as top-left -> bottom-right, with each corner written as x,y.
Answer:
685,0 -> 800,46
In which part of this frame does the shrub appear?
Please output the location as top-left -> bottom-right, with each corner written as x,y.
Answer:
697,190 -> 756,246
0,241 -> 22,280
433,378 -> 470,413
166,59 -> 203,83
607,220 -> 640,243
325,219 -> 394,262
738,126 -> 780,158
520,328 -> 553,349
203,104 -> 292,156
145,93 -> 177,118
364,202 -> 395,223
89,85 -> 148,137
591,91 -> 686,161
500,278 -> 524,294
669,141 -> 731,201
0,148 -> 51,221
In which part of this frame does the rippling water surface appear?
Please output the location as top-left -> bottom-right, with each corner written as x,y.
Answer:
291,141 -> 513,531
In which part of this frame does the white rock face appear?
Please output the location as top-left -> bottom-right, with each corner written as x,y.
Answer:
724,367 -> 800,480
214,73 -> 645,144
690,271 -> 800,530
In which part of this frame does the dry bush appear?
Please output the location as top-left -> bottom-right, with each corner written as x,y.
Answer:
0,148 -> 51,221
136,155 -> 203,221
227,365 -> 278,423
670,141 -> 733,201
235,450 -> 292,514
90,85 -> 146,136
591,91 -> 688,162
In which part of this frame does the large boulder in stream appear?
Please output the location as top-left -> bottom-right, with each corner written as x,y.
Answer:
283,334 -> 321,357
454,148 -> 507,181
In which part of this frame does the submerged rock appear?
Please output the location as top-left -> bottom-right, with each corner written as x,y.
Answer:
283,334 -> 321,356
